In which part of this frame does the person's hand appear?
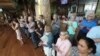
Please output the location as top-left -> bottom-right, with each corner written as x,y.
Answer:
51,21 -> 54,25
9,23 -> 12,26
86,27 -> 90,31
34,29 -> 37,32
38,41 -> 46,46
80,26 -> 85,29
38,41 -> 43,46
52,44 -> 59,51
9,23 -> 13,26
52,44 -> 56,49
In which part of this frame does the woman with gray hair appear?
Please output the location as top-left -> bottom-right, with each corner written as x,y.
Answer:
77,11 -> 97,40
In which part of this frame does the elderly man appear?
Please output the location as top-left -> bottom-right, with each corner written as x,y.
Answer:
87,19 -> 100,56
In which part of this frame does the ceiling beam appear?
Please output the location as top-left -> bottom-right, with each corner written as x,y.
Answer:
0,2 -> 15,8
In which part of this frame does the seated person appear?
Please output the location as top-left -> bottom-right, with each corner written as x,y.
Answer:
87,20 -> 100,56
77,11 -> 97,40
53,32 -> 71,56
70,37 -> 96,56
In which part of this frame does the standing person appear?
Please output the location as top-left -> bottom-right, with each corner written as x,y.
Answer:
38,15 -> 46,28
87,20 -> 100,56
26,16 -> 39,48
35,21 -> 44,38
51,14 -> 60,43
54,32 -> 72,56
63,13 -> 78,46
77,11 -> 97,40
10,19 -> 23,45
39,25 -> 54,56
18,15 -> 29,38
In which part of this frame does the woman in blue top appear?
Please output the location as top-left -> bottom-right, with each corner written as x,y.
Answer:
77,11 -> 97,40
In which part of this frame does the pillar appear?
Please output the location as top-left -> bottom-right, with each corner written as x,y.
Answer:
35,0 -> 51,25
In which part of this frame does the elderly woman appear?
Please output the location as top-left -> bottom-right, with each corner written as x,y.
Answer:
53,32 -> 72,56
77,11 -> 97,40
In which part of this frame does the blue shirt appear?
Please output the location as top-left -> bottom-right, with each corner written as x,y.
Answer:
87,26 -> 100,56
52,19 -> 60,35
80,18 -> 97,33
41,32 -> 54,48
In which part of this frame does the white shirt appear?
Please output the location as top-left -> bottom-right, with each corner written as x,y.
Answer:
87,26 -> 100,56
27,22 -> 35,33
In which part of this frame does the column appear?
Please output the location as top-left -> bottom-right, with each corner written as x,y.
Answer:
35,0 -> 51,25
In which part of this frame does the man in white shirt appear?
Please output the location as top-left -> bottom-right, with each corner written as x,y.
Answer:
87,19 -> 100,56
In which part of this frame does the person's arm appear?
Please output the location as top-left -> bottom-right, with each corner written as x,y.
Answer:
63,20 -> 68,24
47,34 -> 53,47
79,19 -> 86,29
43,19 -> 46,25
54,38 -> 61,52
30,22 -> 35,29
11,24 -> 15,30
51,20 -> 53,25
61,42 -> 71,56
40,35 -> 48,46
72,22 -> 78,32
38,41 -> 44,46
93,38 -> 100,43
14,23 -> 19,30
86,21 -> 97,31
11,23 -> 19,30
17,18 -> 20,23
35,29 -> 41,37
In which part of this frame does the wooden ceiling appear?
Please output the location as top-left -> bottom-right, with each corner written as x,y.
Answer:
0,0 -> 15,8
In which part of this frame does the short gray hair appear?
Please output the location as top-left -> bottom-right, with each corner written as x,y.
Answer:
85,11 -> 95,18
